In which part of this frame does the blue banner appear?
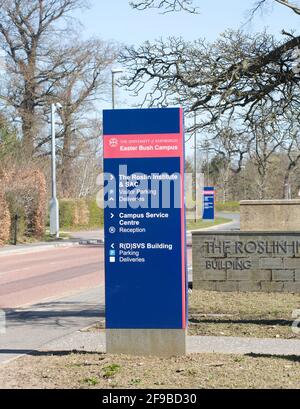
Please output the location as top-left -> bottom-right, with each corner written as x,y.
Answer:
202,186 -> 215,220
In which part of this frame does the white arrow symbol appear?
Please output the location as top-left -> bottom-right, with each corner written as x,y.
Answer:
110,213 -> 114,219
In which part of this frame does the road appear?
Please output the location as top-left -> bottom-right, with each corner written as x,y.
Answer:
0,241 -> 192,364
0,214 -> 236,365
213,212 -> 240,231
0,245 -> 103,308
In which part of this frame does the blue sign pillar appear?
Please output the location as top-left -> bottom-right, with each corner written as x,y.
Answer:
202,187 -> 215,220
103,108 -> 187,356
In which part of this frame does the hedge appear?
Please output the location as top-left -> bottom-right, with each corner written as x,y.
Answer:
215,201 -> 240,212
88,199 -> 104,227
59,198 -> 103,229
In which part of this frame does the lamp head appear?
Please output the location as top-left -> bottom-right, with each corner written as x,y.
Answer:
111,68 -> 124,75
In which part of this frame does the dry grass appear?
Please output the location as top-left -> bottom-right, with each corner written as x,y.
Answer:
0,351 -> 299,389
186,217 -> 231,231
189,290 -> 300,339
84,291 -> 300,339
1,290 -> 299,389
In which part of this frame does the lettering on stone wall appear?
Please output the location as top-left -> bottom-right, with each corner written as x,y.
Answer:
203,239 -> 300,271
206,259 -> 252,270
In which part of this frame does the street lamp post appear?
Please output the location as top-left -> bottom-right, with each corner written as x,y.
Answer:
207,146 -> 209,186
111,69 -> 123,109
49,103 -> 61,239
198,141 -> 213,186
241,164 -> 246,200
194,111 -> 198,223
201,140 -> 211,186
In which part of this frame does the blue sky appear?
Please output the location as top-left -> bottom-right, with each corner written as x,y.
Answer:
77,0 -> 299,44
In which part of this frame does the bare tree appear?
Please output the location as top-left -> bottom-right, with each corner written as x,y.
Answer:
74,119 -> 103,198
120,30 -> 300,132
130,0 -> 197,13
207,124 -> 254,174
35,38 -> 116,197
123,0 -> 300,131
131,0 -> 300,15
249,126 -> 284,199
0,0 -> 88,157
278,117 -> 300,198
253,0 -> 300,15
58,40 -> 115,197
200,97 -> 300,200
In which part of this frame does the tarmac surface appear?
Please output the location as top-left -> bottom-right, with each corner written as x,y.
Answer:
0,245 -> 103,308
2,213 -> 299,364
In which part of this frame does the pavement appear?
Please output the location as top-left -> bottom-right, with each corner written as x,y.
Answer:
187,335 -> 300,356
0,229 -> 104,257
41,330 -> 300,357
0,241 -> 80,256
0,286 -> 104,364
69,229 -> 104,242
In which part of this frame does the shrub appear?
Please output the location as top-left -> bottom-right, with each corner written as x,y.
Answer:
5,190 -> 26,240
3,168 -> 47,241
59,199 -> 76,229
0,192 -> 10,245
74,199 -> 90,226
30,170 -> 47,237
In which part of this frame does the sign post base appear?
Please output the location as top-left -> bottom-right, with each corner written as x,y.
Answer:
106,329 -> 186,357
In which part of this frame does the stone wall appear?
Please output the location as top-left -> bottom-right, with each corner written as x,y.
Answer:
240,200 -> 300,231
192,231 -> 300,292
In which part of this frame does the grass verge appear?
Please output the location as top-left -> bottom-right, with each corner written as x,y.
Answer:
186,217 -> 231,231
215,201 -> 240,213
189,290 -> 300,339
